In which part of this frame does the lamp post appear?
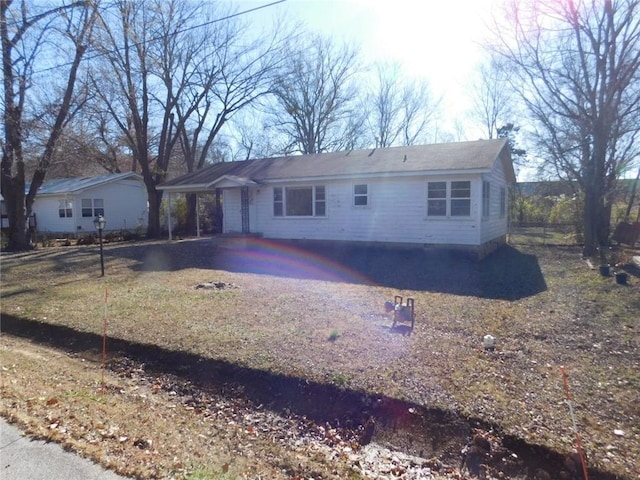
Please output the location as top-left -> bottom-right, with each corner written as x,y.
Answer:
93,214 -> 106,276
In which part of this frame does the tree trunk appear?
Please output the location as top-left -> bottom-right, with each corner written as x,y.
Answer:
146,186 -> 164,239
2,174 -> 29,251
583,187 -> 600,258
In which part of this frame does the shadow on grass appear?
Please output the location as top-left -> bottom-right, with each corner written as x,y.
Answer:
478,246 -> 548,300
0,246 -> 105,277
2,313 -> 622,480
108,239 -> 547,300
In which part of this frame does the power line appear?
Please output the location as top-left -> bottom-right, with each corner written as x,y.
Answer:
22,0 -> 287,75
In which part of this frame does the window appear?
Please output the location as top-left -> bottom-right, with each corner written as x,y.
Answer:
81,198 -> 104,218
500,187 -> 506,218
428,181 -> 471,217
353,184 -> 368,206
58,199 -> 73,218
482,181 -> 491,217
286,187 -> 312,215
451,181 -> 471,216
94,199 -> 104,216
427,182 -> 447,216
315,186 -> 326,216
273,188 -> 283,216
273,186 -> 326,217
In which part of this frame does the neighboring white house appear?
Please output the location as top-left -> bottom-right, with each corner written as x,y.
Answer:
158,139 -> 515,257
24,172 -> 148,236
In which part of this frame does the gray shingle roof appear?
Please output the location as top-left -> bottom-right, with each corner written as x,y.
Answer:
159,139 -> 513,191
27,172 -> 142,195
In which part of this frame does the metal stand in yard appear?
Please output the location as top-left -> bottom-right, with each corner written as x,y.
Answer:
388,295 -> 415,331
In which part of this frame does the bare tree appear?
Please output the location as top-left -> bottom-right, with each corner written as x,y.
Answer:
366,62 -> 440,148
1,0 -> 97,251
624,165 -> 640,221
231,114 -> 280,160
91,0 -> 283,237
267,34 -> 364,154
470,58 -> 514,139
90,0 -> 169,238
492,0 -> 640,257
173,8 -> 283,173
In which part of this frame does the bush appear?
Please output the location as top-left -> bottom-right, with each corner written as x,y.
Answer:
76,234 -> 96,245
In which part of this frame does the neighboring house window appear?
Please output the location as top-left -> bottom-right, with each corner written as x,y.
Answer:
500,187 -> 506,218
81,198 -> 104,217
482,181 -> 491,217
354,184 -> 368,206
427,182 -> 447,216
58,199 -> 73,218
273,186 -> 326,217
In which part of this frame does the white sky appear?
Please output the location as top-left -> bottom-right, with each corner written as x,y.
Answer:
233,0 -> 500,139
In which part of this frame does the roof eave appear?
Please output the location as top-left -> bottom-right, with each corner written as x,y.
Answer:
35,172 -> 144,195
210,175 -> 260,188
157,183 -> 211,193
257,168 -> 492,184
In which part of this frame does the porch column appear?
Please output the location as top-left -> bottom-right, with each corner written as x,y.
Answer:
167,192 -> 172,241
196,193 -> 201,238
215,188 -> 223,234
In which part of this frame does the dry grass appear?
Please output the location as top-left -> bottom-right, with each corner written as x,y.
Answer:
1,238 -> 639,479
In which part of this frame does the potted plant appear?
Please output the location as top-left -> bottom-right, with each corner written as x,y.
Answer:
614,269 -> 629,285
609,247 -> 630,285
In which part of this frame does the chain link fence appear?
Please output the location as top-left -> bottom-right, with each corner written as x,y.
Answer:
508,222 -> 580,246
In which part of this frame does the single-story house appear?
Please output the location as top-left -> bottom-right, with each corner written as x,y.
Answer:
158,139 -> 515,257
11,172 -> 148,235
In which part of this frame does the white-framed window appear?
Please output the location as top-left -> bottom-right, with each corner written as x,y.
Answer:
500,187 -> 506,218
58,199 -> 73,218
353,184 -> 368,206
427,181 -> 447,216
315,186 -> 326,216
482,181 -> 491,217
81,198 -> 104,218
273,186 -> 326,217
451,181 -> 471,217
273,188 -> 283,216
427,181 -> 471,217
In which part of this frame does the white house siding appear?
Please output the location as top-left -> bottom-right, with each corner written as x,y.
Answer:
480,157 -> 509,244
31,194 -> 77,233
33,178 -> 148,234
237,175 -> 484,246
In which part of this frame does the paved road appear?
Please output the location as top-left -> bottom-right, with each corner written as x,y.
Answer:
1,418 -> 129,480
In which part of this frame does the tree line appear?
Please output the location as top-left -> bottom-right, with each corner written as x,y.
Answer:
2,0 -> 639,257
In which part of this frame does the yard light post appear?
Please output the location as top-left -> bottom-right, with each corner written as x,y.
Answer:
93,214 -> 106,276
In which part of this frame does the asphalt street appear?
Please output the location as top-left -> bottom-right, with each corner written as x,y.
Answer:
1,418 -> 129,480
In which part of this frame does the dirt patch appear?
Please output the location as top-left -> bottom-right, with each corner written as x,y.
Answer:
194,281 -> 238,290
